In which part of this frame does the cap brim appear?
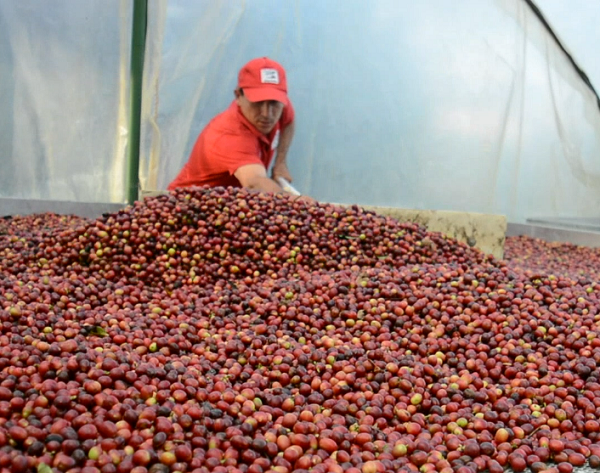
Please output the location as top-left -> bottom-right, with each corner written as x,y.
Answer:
243,87 -> 288,105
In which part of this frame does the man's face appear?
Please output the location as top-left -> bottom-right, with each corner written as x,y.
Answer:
236,90 -> 285,135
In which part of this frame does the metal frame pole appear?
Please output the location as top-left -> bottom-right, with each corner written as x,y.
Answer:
126,0 -> 148,204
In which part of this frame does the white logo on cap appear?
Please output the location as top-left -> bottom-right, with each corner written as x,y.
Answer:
261,69 -> 279,84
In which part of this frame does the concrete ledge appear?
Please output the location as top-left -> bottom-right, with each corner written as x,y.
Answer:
507,222 -> 600,248
361,207 -> 507,259
526,217 -> 600,233
0,198 -> 125,220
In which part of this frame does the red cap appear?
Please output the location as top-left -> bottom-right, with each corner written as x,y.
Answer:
237,57 -> 288,104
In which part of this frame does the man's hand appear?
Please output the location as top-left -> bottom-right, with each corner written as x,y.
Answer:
272,161 -> 293,183
235,164 -> 316,203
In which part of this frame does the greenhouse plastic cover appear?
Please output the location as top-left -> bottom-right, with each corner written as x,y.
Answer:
1,0 -> 600,224
0,0 -> 132,203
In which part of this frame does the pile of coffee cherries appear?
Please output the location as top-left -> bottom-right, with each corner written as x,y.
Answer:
0,187 -> 599,473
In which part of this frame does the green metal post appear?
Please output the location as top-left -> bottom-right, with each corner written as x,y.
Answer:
126,0 -> 148,204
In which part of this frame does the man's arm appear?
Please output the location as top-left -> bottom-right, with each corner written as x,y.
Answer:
235,164 -> 292,195
272,121 -> 295,182
235,163 -> 316,203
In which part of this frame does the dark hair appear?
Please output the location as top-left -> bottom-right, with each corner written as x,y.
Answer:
239,88 -> 244,96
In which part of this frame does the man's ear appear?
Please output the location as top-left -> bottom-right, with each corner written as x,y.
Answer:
234,88 -> 245,107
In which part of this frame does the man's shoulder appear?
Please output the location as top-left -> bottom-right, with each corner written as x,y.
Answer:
200,105 -> 257,157
207,102 -> 247,134
205,104 -> 257,147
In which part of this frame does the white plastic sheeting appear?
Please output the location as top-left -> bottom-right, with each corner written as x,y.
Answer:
538,0 -> 600,91
0,1 -> 132,203
1,1 -> 599,223
141,0 -> 600,223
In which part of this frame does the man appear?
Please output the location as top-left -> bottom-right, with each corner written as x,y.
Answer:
168,57 -> 310,199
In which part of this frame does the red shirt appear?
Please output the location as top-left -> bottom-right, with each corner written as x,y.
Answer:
168,100 -> 294,190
